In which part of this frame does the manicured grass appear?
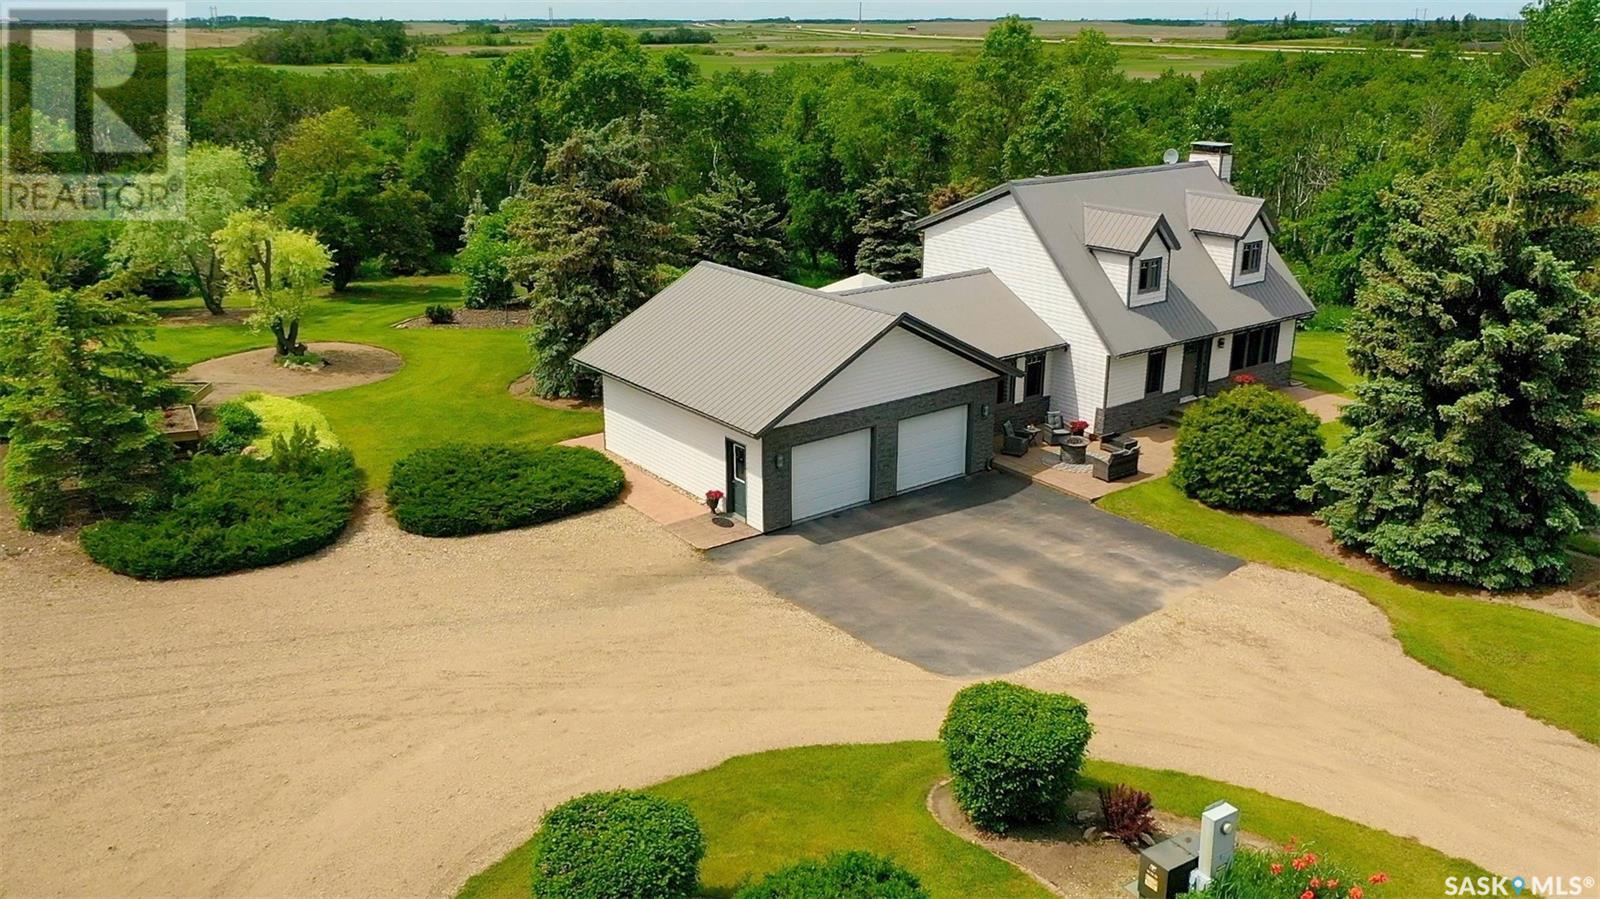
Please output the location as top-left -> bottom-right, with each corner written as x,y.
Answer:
1571,532 -> 1600,557
1101,478 -> 1600,744
1574,467 -> 1600,493
1291,330 -> 1358,396
457,742 -> 1486,899
148,276 -> 601,488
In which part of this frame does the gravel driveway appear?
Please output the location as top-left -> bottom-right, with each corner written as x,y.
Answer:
2,497 -> 1594,895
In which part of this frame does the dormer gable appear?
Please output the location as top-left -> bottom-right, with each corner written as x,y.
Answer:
1186,190 -> 1275,287
1083,205 -> 1179,307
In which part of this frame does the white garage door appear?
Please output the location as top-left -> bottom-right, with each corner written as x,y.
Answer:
791,429 -> 872,522
896,406 -> 969,493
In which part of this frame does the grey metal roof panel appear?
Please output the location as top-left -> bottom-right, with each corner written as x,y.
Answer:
574,262 -> 1019,436
837,269 -> 1067,359
1082,206 -> 1159,254
913,161 -> 1206,231
1003,164 -> 1315,356
1186,190 -> 1267,238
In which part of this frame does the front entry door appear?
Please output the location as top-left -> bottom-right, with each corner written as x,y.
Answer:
1179,340 -> 1206,398
725,440 -> 748,518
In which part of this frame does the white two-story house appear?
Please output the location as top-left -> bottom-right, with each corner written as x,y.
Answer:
915,141 -> 1315,434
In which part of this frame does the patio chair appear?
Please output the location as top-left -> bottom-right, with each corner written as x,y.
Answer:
1088,436 -> 1140,482
1000,420 -> 1032,457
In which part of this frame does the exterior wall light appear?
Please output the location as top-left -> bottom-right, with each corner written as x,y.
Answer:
775,452 -> 787,472
980,403 -> 991,419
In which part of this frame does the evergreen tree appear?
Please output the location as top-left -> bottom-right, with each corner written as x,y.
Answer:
0,281 -> 178,530
852,175 -> 924,282
506,117 -> 678,397
683,172 -> 787,275
1304,170 -> 1600,589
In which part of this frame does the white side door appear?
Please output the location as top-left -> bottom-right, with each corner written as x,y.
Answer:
790,429 -> 872,522
896,406 -> 969,493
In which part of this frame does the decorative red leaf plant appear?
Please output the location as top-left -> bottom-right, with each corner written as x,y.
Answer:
704,489 -> 724,513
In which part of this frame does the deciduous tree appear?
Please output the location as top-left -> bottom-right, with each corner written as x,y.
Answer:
213,211 -> 333,358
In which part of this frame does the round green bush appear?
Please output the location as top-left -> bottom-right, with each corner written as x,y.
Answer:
531,790 -> 704,899
1169,383 -> 1325,512
939,681 -> 1093,833
386,443 -> 623,537
732,851 -> 929,899
80,433 -> 360,579
206,398 -> 264,454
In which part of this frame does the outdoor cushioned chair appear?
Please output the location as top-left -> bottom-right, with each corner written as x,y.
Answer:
1089,433 -> 1140,482
1000,420 -> 1032,457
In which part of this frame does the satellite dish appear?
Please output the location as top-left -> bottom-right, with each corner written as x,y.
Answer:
1162,147 -> 1181,165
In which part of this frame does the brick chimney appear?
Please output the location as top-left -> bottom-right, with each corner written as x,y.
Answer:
1190,141 -> 1233,183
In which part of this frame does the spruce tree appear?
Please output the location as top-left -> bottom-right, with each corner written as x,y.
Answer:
1304,171 -> 1599,588
852,175 -> 923,282
506,117 -> 678,397
0,281 -> 178,530
683,172 -> 788,276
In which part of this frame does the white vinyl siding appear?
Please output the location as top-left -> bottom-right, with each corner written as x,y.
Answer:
1276,319 -> 1297,364
791,429 -> 872,521
896,406 -> 969,492
778,327 -> 994,428
1234,217 -> 1269,286
1130,235 -> 1169,308
1163,344 -> 1184,393
1198,232 -> 1235,284
1092,249 -> 1132,303
923,195 -> 1105,424
602,377 -> 765,531
1106,353 -> 1152,406
1209,334 -> 1233,382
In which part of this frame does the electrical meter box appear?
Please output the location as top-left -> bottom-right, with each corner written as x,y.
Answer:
1138,837 -> 1198,899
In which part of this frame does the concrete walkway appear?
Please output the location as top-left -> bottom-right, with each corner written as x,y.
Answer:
561,433 -> 757,549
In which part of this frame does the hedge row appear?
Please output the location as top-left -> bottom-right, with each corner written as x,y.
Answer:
386,443 -> 623,537
80,428 -> 360,579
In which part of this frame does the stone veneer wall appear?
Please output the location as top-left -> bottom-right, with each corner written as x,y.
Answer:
759,379 -> 998,532
993,395 -> 1050,436
1097,359 -> 1292,435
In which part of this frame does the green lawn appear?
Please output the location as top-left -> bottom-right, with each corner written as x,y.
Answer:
457,742 -> 1485,899
1291,330 -> 1358,396
1100,479 -> 1600,744
149,276 -> 601,488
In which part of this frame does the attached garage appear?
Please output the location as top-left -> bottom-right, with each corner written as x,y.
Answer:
790,429 -> 872,522
574,262 -> 1022,533
896,406 -> 969,493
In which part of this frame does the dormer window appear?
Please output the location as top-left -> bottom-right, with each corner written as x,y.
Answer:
1138,258 -> 1163,294
1240,241 -> 1263,276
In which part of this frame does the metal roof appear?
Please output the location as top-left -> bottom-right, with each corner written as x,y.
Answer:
915,162 -> 1315,357
1082,205 -> 1181,254
818,272 -> 888,293
573,262 -> 1018,436
838,269 -> 1066,359
1185,190 -> 1270,238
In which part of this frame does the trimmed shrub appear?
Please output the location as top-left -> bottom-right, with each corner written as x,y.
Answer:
233,392 -> 340,453
532,790 -> 703,899
386,443 -> 623,537
206,399 -> 263,454
1170,383 -> 1324,512
732,851 -> 929,899
425,303 -> 456,324
79,430 -> 360,579
939,681 -> 1093,833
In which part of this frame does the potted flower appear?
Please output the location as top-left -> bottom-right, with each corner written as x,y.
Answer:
704,489 -> 725,515
1231,372 -> 1260,386
1068,419 -> 1089,437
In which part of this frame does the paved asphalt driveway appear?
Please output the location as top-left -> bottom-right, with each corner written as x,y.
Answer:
711,474 -> 1241,676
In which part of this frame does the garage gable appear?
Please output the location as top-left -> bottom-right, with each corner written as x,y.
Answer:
777,326 -> 999,428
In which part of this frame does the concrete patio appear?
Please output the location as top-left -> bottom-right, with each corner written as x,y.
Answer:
992,422 -> 1179,502
561,433 -> 758,550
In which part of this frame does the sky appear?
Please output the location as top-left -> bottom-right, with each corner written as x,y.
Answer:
208,1 -> 1531,22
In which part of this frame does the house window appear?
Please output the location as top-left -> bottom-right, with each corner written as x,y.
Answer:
1240,240 -> 1264,276
1137,257 -> 1163,294
1023,353 -> 1045,398
997,374 -> 1015,405
1229,324 -> 1281,371
1145,350 -> 1166,396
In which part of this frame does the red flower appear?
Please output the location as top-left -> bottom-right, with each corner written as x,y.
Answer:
1301,891 -> 1315,899
1310,877 -> 1322,888
1369,873 -> 1389,885
1271,863 -> 1284,876
1327,879 -> 1340,889
1350,888 -> 1365,899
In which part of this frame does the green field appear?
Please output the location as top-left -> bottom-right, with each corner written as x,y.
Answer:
457,742 -> 1485,899
149,276 -> 600,489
